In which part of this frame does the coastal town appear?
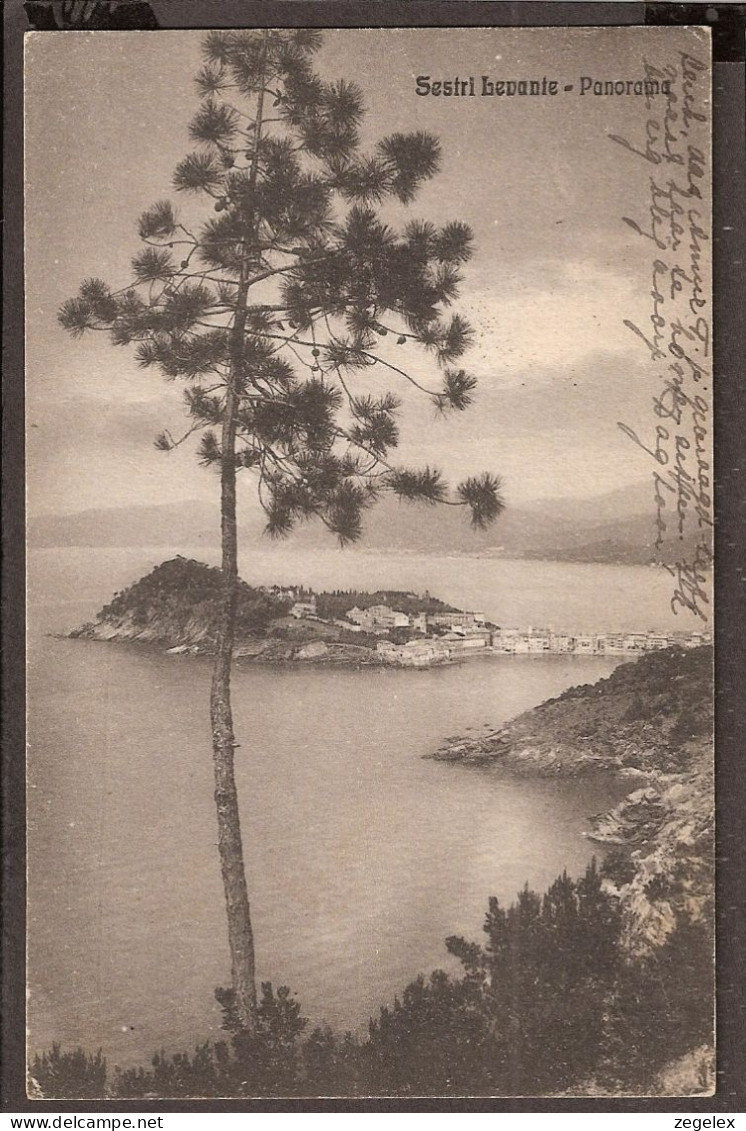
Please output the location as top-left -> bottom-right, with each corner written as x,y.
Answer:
266,586 -> 711,668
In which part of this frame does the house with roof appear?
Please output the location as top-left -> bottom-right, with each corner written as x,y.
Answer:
291,596 -> 317,619
345,606 -> 368,625
347,604 -> 409,630
367,604 -> 410,628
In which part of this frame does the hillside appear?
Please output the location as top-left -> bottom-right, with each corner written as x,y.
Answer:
433,645 -> 714,956
29,479 -> 696,565
29,499 -> 220,551
313,589 -> 459,620
69,557 -> 460,663
521,512 -> 704,566
71,557 -> 287,648
434,645 -> 712,775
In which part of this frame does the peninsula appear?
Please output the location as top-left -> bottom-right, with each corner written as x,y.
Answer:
71,556 -> 709,666
69,556 -> 471,666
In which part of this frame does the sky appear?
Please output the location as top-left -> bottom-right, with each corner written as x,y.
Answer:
24,26 -> 711,518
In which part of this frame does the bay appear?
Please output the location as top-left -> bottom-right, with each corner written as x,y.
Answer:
29,542 -> 703,637
27,548 -> 673,1070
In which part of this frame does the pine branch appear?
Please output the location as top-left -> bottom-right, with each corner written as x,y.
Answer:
440,368 -> 478,411
388,467 -> 448,505
154,422 -> 204,451
138,201 -> 176,240
59,24 -> 510,1038
131,248 -> 175,283
60,29 -> 505,558
189,99 -> 240,147
173,152 -> 225,194
433,221 -> 474,264
195,64 -> 230,98
457,473 -> 506,529
197,430 -> 222,466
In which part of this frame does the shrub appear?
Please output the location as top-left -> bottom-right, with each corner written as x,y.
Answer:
30,1044 -> 107,1099
36,865 -> 713,1098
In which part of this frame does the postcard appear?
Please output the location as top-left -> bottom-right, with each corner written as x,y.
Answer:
23,20 -> 715,1099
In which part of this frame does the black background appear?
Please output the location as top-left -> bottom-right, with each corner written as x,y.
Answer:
3,0 -> 745,1114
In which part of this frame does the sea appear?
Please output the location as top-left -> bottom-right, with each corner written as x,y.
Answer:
26,546 -> 704,1070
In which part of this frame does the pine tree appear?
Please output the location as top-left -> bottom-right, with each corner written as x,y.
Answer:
59,29 -> 504,1031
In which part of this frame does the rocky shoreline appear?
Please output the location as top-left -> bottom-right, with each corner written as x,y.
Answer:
67,628 -> 388,667
67,557 -> 463,669
430,644 -> 714,956
431,644 -> 711,775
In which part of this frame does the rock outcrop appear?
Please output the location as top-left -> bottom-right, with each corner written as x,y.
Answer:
71,557 -> 283,651
432,645 -> 714,957
70,557 -> 385,665
432,645 -> 712,777
593,767 -> 714,955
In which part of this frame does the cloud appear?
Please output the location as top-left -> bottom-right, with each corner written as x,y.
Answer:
466,258 -> 648,385
381,341 -> 658,504
26,251 -> 658,517
26,392 -> 211,517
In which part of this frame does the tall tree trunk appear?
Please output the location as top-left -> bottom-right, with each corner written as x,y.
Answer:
210,275 -> 257,1032
210,41 -> 268,1032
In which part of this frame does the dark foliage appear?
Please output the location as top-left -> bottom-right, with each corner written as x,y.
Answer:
598,913 -> 714,1091
30,1044 -> 107,1099
601,849 -> 639,887
91,561 -> 461,642
34,863 -> 713,1098
313,588 -> 459,621
535,645 -> 713,771
98,556 -> 288,640
366,859 -> 624,1095
115,983 -> 308,1098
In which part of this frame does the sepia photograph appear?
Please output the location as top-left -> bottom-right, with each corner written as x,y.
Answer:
24,23 -> 714,1099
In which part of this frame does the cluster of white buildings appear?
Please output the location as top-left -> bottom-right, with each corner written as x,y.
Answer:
491,626 -> 711,655
376,624 -> 710,667
278,591 -> 710,666
345,604 -> 411,631
264,584 -> 302,602
375,631 -> 492,667
344,604 -> 487,634
290,595 -> 317,619
346,604 -> 493,666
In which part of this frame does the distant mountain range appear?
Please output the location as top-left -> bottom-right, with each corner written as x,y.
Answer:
28,479 -> 701,566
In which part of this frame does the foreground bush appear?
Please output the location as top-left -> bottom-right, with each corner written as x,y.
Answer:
31,861 -> 713,1098
30,1045 -> 107,1100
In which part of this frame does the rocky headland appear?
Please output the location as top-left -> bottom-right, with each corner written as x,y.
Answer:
433,644 -> 714,956
69,556 -> 453,666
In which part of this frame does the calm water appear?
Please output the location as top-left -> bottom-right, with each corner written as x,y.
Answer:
28,542 -> 703,635
27,548 -> 675,1069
